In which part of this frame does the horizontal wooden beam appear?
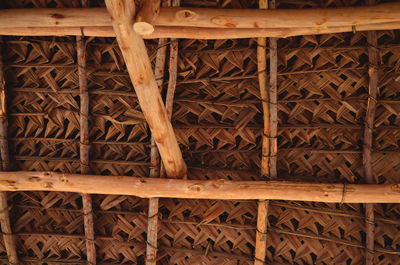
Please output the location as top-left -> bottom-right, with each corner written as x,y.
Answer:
1,171 -> 400,203
1,3 -> 400,29
1,22 -> 400,39
0,5 -> 400,39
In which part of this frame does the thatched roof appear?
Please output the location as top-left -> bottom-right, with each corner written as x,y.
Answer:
0,0 -> 399,264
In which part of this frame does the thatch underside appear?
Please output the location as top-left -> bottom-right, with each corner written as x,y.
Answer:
0,0 -> 399,264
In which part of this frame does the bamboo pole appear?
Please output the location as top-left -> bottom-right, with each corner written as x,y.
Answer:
364,0 -> 379,264
0,38 -> 19,265
0,171 -> 400,203
105,0 -> 187,178
76,2 -> 96,262
1,4 -> 400,29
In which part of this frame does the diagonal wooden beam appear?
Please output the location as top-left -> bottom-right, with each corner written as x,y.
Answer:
105,0 -> 186,179
364,1 -> 378,264
77,0 -> 96,262
0,38 -> 19,265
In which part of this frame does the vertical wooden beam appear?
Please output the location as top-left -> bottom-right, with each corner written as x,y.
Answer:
364,1 -> 378,264
268,0 -> 278,180
255,0 -> 273,264
258,0 -> 270,179
160,0 -> 180,179
146,7 -> 168,263
77,1 -> 96,262
105,0 -> 187,179
0,38 -> 19,265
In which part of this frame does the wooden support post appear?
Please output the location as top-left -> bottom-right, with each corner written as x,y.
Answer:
364,1 -> 378,264
0,38 -> 19,265
105,0 -> 187,179
77,1 -> 96,262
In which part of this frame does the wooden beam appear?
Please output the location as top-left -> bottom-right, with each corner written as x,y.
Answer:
0,171 -> 400,203
76,2 -> 96,263
364,1 -> 379,264
1,4 -> 400,29
134,0 -> 161,35
2,22 -> 400,39
255,1 -> 270,264
146,11 -> 169,263
0,39 -> 19,265
160,0 -> 180,179
258,0 -> 269,179
146,198 -> 158,265
268,0 -> 278,180
105,0 -> 186,178
255,200 -> 269,265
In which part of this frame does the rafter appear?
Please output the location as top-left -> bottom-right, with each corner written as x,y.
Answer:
105,0 -> 186,178
76,1 -> 96,262
364,1 -> 379,264
0,38 -> 18,265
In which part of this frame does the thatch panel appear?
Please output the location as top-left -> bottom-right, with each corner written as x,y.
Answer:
9,192 -> 83,234
158,199 -> 257,263
278,151 -> 363,183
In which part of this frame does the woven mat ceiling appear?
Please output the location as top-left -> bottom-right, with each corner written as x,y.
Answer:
0,0 -> 399,264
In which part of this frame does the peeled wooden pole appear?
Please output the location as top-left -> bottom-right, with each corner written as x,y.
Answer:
1,3 -> 400,29
268,0 -> 278,180
364,0 -> 378,263
134,0 -> 161,35
1,171 -> 400,203
160,0 -> 180,179
146,20 -> 168,265
2,22 -> 400,39
77,3 -> 96,263
255,1 -> 270,264
105,0 -> 186,178
0,39 -> 19,265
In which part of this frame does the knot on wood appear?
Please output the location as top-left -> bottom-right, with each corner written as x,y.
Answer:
391,184 -> 400,192
189,183 -> 204,192
176,10 -> 198,22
